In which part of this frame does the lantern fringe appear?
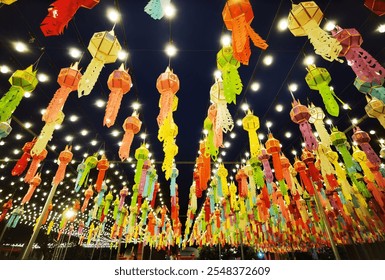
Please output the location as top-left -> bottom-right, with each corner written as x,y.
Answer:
78,59 -> 104,97
0,87 -> 24,122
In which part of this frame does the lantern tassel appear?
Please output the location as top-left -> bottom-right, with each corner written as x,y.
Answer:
119,130 -> 134,161
104,89 -> 124,127
78,59 -> 104,97
43,87 -> 72,123
299,122 -> 318,151
318,84 -> 339,117
0,87 -> 24,122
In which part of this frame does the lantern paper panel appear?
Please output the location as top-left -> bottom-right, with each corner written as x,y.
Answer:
119,112 -> 142,161
40,0 -> 100,36
0,119 -> 12,139
78,30 -> 121,97
144,0 -> 171,20
53,145 -> 73,187
222,0 -> 268,65
364,0 -> 385,16
365,96 -> 385,129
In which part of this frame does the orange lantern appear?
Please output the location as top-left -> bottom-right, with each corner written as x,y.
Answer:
95,154 -> 109,193
24,149 -> 48,183
119,112 -> 142,161
81,185 -> 94,213
22,173 -> 42,204
12,138 -> 37,176
53,145 -> 73,187
104,64 -> 132,127
222,0 -> 268,65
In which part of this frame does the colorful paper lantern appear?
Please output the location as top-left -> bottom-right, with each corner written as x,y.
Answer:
222,0 -> 268,65
81,185 -> 94,213
119,112 -> 142,161
365,96 -> 385,129
0,65 -> 38,122
364,0 -> 385,16
217,46 -> 243,104
308,104 -> 331,148
305,65 -> 339,117
352,127 -> 381,166
78,30 -> 121,97
74,160 -> 85,192
24,149 -> 48,183
332,26 -> 385,84
290,100 -> 318,151
242,110 -> 260,157
354,77 -> 385,103
0,199 -> 13,222
134,144 -> 149,184
144,0 -> 171,20
43,62 -> 82,123
0,120 -> 12,139
210,77 -> 234,133
6,205 -> 24,228
31,111 -> 64,156
12,138 -> 37,176
104,64 -> 132,127
156,67 -> 180,126
21,173 -> 42,204
40,0 -> 99,36
53,145 -> 73,187
287,1 -> 342,62
78,153 -> 98,188
95,155 -> 109,193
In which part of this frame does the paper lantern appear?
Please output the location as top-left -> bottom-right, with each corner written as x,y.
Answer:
258,148 -> 274,184
305,65 -> 339,117
81,185 -> 94,213
53,145 -> 73,187
12,138 -> 37,176
332,26 -> 385,84
78,153 -> 98,188
235,168 -> 248,198
24,149 -> 47,183
0,0 -> 17,5
365,96 -> 385,129
40,0 -> 99,36
210,77 -> 234,133
144,0 -> 170,20
265,133 -> 284,182
74,160 -> 85,192
31,111 -> 64,156
104,64 -> 132,127
21,173 -> 42,204
330,128 -> 355,169
0,199 -> 13,222
222,0 -> 268,65
78,30 -> 121,97
217,46 -> 243,104
118,186 -> 128,211
156,67 -> 180,126
293,157 -> 315,195
95,155 -> 109,193
134,145 -> 149,184
43,63 -> 82,123
364,0 -> 385,16
119,112 -> 142,161
170,167 -> 179,197
104,191 -> 113,216
0,120 -> 11,139
138,160 -> 151,196
352,127 -> 381,166
0,65 -> 38,122
287,1 -> 342,62
242,110 -> 260,157
308,104 -> 331,148
354,77 -> 385,103
249,156 -> 265,188
290,100 -> 318,151
352,146 -> 375,183
6,205 -> 24,228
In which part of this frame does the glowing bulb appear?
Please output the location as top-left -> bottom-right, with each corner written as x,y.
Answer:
285,132 -> 292,138
275,104 -> 283,112
80,129 -> 88,136
378,24 -> 385,33
250,82 -> 260,92
69,115 -> 78,122
95,99 -> 105,108
263,55 -> 273,66
220,34 -> 231,46
214,70 -> 222,79
0,65 -> 10,74
289,83 -> 298,92
241,103 -> 249,111
140,133 -> 147,140
343,103 -> 349,110
266,121 -> 273,128
277,18 -> 288,31
14,42 -> 27,53
37,73 -> 49,82
24,122 -> 32,129
164,3 -> 176,19
24,92 -> 31,98
107,8 -> 121,22
165,43 -> 177,57
69,47 -> 82,58
304,55 -> 315,66
324,21 -> 336,31
118,50 -> 128,61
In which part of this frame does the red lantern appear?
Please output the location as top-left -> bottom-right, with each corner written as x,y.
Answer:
95,155 -> 109,193
293,158 -> 314,195
22,173 -> 42,204
235,168 -> 248,198
104,64 -> 132,127
43,63 -> 82,123
53,145 -> 73,187
156,67 -> 180,126
119,113 -> 142,161
24,149 -> 48,183
265,133 -> 284,181
364,0 -> 385,16
40,0 -> 100,36
12,138 -> 37,176
222,0 -> 268,65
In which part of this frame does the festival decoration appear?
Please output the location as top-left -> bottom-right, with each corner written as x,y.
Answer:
40,0 -> 100,36
217,46 -> 243,104
308,104 -> 331,148
156,67 -> 180,126
6,205 -> 24,228
21,174 -> 42,204
159,115 -> 179,180
78,30 -> 121,97
242,110 -> 260,157
0,199 -> 13,222
305,64 -> 340,117
354,77 -> 385,103
11,138 -> 37,176
119,112 -> 142,161
364,0 -> 385,16
332,26 -> 385,84
0,0 -> 17,5
31,111 -> 64,156
290,99 -> 318,151
53,145 -> 73,186
134,145 -> 149,184
144,0 -> 171,20
41,204 -> 53,225
74,160 -> 85,192
95,155 -> 109,193
43,62 -> 82,123
77,153 -> 98,188
222,0 -> 268,65
104,64 -> 132,127
352,127 -> 381,166
287,1 -> 342,62
0,65 -> 38,122
0,120 -> 11,139
24,149 -> 47,183
81,185 -> 94,213
365,96 -> 385,129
